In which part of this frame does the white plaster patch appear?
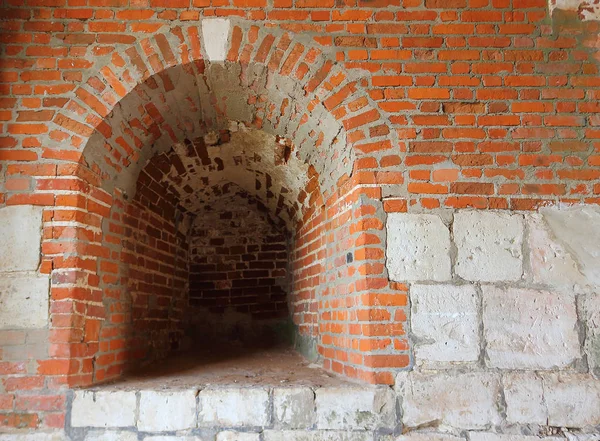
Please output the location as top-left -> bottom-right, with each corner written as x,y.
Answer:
71,391 -> 137,428
542,373 -> 600,428
503,372 -> 547,425
386,213 -> 451,282
482,286 -> 581,369
0,205 -> 43,273
315,387 -> 395,430
550,0 -> 600,20
0,274 -> 49,329
395,371 -> 502,430
540,205 -> 600,286
201,19 -> 231,62
454,211 -> 524,282
138,390 -> 197,431
198,388 -> 269,427
410,284 -> 479,367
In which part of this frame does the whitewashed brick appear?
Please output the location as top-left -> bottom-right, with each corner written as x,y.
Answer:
0,205 -> 43,272
315,386 -> 395,430
454,211 -> 523,282
138,389 -> 197,431
198,388 -> 269,427
263,431 -> 373,441
396,371 -> 501,430
542,373 -> 600,428
217,432 -> 260,441
410,284 -> 479,367
273,387 -> 315,429
386,213 -> 451,282
482,286 -> 581,369
71,391 -> 136,428
502,372 -> 547,425
201,19 -> 230,61
0,274 -> 49,329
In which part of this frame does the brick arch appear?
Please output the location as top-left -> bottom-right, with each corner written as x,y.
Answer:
42,20 -> 408,387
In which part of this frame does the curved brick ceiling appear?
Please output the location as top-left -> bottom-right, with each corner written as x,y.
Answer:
82,60 -> 350,225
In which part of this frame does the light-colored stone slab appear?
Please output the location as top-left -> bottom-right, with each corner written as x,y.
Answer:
395,371 -> 501,430
0,432 -> 69,441
502,372 -> 547,425
542,373 -> 600,428
0,205 -> 43,273
454,211 -> 523,282
71,391 -> 136,428
198,388 -> 269,427
581,293 -> 600,375
394,433 -> 465,441
201,19 -> 230,62
263,431 -> 373,441
315,386 -> 395,430
0,274 -> 49,329
410,284 -> 479,367
526,214 -> 587,288
144,437 -> 206,441
482,286 -> 581,369
217,432 -> 260,441
273,387 -> 315,429
540,205 -> 600,286
84,431 -> 137,441
386,213 -> 451,282
469,434 -> 563,441
138,389 -> 197,431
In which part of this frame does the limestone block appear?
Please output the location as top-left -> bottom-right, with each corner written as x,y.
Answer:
217,432 -> 260,441
502,372 -> 547,425
540,205 -> 600,286
386,213 -> 451,282
144,437 -> 205,441
410,284 -> 479,366
84,432 -> 137,441
273,387 -> 315,429
201,19 -> 230,62
198,387 -> 269,427
0,274 -> 49,329
454,211 -> 523,282
580,293 -> 600,374
396,371 -> 501,430
469,435 -> 563,441
0,205 -> 43,272
0,433 -> 69,441
482,286 -> 581,369
315,386 -> 396,430
138,390 -> 197,431
542,373 -> 600,428
393,433 -> 465,441
263,431 -> 374,441
526,214 -> 587,288
71,391 -> 137,428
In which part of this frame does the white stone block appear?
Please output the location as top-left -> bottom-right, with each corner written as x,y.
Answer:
526,214 -> 587,288
198,388 -> 269,427
144,437 -> 205,441
273,387 -> 315,429
454,211 -> 523,282
0,205 -> 43,272
395,371 -> 501,430
581,293 -> 600,374
84,431 -> 137,441
201,19 -> 230,62
217,432 -> 260,441
71,391 -> 137,428
540,205 -> 600,286
469,434 -> 563,441
386,213 -> 451,282
482,286 -> 581,369
410,284 -> 479,367
0,432 -> 69,441
263,431 -> 373,441
542,373 -> 600,428
315,386 -> 395,430
138,390 -> 197,431
502,372 -> 547,425
0,274 -> 49,329
394,433 -> 465,441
